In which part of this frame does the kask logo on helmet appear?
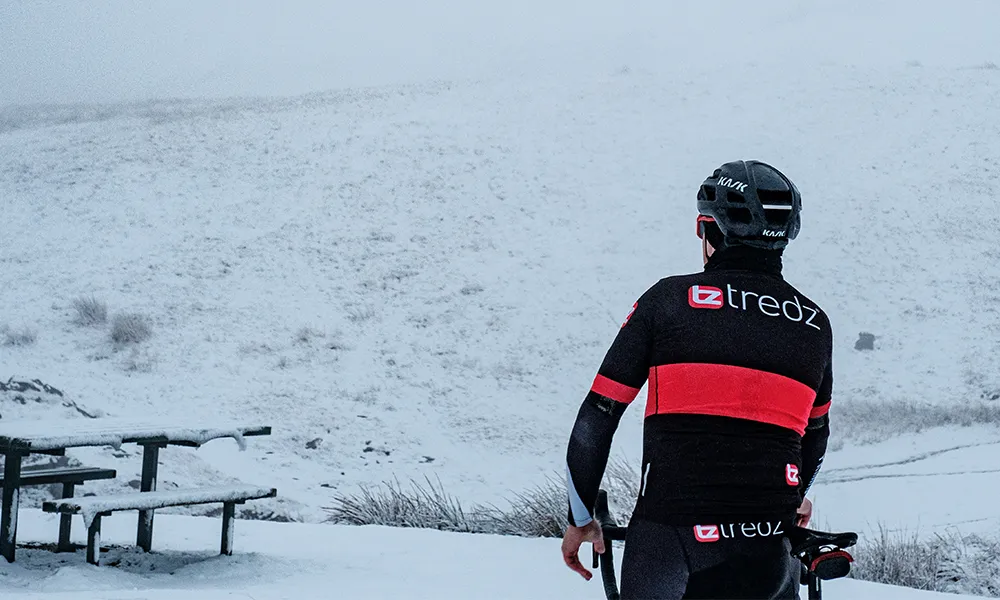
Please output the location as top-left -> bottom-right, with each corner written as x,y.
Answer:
687,284 -> 822,331
718,177 -> 748,193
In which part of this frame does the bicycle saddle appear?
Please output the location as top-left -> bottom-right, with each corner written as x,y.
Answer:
787,527 -> 858,581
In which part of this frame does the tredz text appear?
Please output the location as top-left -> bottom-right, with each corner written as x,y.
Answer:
725,284 -> 821,331
693,521 -> 786,543
687,284 -> 823,331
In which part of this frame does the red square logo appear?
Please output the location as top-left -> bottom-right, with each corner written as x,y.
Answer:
786,464 -> 800,486
693,525 -> 720,543
688,285 -> 724,309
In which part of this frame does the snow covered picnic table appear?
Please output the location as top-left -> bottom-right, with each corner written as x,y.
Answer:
0,419 -> 270,453
0,418 -> 271,563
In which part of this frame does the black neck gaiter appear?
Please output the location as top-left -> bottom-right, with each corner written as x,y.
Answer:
704,244 -> 784,277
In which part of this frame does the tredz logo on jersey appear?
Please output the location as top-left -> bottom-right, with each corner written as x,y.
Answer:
686,284 -> 823,331
786,464 -> 800,486
688,285 -> 724,309
621,302 -> 638,328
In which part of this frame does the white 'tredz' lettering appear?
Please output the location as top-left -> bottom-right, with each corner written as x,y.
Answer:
695,521 -> 786,542
724,284 -> 822,331
687,284 -> 822,330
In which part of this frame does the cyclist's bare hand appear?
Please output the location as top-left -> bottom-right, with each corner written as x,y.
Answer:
561,521 -> 605,580
796,497 -> 814,528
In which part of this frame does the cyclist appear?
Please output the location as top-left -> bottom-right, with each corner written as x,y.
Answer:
561,160 -> 831,599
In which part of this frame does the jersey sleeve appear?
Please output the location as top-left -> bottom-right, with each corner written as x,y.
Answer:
810,360 -> 833,419
590,287 -> 656,402
801,354 -> 833,495
566,287 -> 656,527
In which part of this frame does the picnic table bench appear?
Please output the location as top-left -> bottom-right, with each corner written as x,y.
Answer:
44,485 -> 277,565
0,418 -> 272,562
0,466 -> 117,552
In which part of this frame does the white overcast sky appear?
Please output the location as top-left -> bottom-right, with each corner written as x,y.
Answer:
1,1 -> 997,106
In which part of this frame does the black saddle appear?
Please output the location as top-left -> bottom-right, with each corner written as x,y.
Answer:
787,527 -> 858,581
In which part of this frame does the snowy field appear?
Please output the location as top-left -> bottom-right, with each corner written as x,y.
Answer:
2,0 -> 1000,597
0,512 -> 987,600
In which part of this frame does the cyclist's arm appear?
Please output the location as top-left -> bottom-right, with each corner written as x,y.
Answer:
801,360 -> 832,495
566,290 -> 655,527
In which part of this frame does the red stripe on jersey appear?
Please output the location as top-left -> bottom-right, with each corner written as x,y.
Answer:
644,363 -> 818,435
591,375 -> 641,405
810,402 -> 831,419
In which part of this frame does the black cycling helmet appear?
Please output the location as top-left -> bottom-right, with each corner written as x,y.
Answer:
696,160 -> 802,250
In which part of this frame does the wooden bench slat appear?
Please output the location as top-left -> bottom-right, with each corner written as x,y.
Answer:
0,420 -> 272,453
0,466 -> 117,555
42,485 -> 277,516
1,467 -> 116,487
41,485 -> 277,566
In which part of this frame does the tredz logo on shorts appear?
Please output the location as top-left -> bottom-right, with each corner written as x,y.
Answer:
694,521 -> 786,542
688,285 -> 724,309
693,525 -> 720,542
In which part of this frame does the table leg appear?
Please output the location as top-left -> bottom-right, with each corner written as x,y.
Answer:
87,513 -> 104,566
1,452 -> 24,563
136,443 -> 162,552
57,482 -> 76,552
221,501 -> 236,556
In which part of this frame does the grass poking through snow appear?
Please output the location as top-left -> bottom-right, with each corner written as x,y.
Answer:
1,324 -> 37,347
327,466 -> 1000,597
72,296 -> 108,326
110,312 -> 153,345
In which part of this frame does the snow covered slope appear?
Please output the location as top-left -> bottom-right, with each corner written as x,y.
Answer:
0,512 -> 989,599
1,0 -> 999,550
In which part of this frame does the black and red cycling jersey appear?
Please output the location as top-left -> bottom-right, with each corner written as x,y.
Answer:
566,247 -> 832,527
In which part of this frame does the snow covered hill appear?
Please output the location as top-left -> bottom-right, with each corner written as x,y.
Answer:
4,47 -> 1000,514
2,1 -> 1000,596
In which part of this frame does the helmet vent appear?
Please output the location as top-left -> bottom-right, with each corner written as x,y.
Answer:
726,207 -> 753,224
725,189 -> 746,204
764,209 -> 789,228
757,189 -> 792,206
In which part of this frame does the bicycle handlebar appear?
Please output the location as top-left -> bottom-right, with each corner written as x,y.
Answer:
593,490 -> 623,600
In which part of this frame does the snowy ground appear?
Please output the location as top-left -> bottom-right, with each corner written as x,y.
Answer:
2,0 -> 1000,597
812,427 -> 1000,537
0,512 -> 988,599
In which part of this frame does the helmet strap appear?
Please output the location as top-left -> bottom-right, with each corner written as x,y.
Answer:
702,219 -> 726,250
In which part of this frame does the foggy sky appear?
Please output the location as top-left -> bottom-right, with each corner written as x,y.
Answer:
1,1 -> 996,107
